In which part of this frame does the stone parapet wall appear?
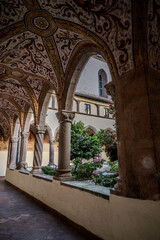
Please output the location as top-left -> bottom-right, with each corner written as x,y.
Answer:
6,169 -> 160,240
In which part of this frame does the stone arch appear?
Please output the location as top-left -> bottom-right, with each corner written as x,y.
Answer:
85,125 -> 97,135
23,107 -> 34,133
38,87 -> 55,126
105,127 -> 114,132
8,117 -> 21,168
54,126 -> 59,141
61,42 -> 117,111
45,123 -> 54,141
0,126 -> 5,140
29,121 -> 36,136
12,117 -> 21,138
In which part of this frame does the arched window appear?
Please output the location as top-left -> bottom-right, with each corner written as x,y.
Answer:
98,69 -> 108,97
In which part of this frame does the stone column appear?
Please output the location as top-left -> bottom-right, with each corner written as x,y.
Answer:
76,100 -> 80,113
31,125 -> 46,174
17,132 -> 29,170
105,65 -> 160,200
105,82 -> 123,195
95,104 -> 100,116
9,136 -> 18,169
48,139 -> 57,168
54,110 -> 75,181
16,132 -> 21,166
7,140 -> 12,168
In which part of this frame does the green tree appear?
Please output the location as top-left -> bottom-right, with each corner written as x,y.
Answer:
71,121 -> 101,162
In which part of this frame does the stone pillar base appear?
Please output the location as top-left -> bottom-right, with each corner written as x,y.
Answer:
48,163 -> 57,169
17,162 -> 28,170
110,176 -> 123,196
54,169 -> 74,181
9,164 -> 16,170
31,167 -> 44,174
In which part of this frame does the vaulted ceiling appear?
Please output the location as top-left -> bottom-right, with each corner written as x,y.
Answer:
0,0 -> 159,139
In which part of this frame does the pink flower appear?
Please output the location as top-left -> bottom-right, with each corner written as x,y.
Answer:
93,170 -> 97,175
94,158 -> 101,162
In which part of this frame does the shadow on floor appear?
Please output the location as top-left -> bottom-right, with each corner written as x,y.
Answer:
0,179 -> 100,240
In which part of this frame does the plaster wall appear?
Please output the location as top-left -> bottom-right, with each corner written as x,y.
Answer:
46,109 -> 114,135
0,151 -> 7,176
72,100 -> 77,112
74,114 -> 114,131
26,143 -> 51,167
76,57 -> 112,97
6,169 -> 160,240
46,109 -> 59,139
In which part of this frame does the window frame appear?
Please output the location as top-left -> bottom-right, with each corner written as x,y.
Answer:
84,103 -> 91,114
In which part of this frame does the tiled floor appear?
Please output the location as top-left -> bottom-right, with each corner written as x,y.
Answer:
0,179 -> 98,240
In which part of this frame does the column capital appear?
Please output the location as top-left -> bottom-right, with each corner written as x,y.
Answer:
35,125 -> 46,135
49,139 -> 56,145
21,131 -> 29,139
10,136 -> 18,143
105,82 -> 116,101
56,110 -> 75,123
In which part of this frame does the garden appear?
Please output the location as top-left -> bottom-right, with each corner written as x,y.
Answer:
42,104 -> 118,189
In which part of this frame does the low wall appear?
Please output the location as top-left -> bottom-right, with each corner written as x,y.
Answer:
6,169 -> 160,240
0,151 -> 7,176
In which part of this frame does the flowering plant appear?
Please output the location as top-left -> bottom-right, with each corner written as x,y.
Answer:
96,129 -> 117,161
71,158 -> 105,180
108,103 -> 115,119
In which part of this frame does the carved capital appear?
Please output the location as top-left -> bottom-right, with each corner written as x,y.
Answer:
35,125 -> 46,135
10,136 -> 18,143
105,82 -> 116,101
49,139 -> 56,145
56,110 -> 75,123
21,131 -> 29,139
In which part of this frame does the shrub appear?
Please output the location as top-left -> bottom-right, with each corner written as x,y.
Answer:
96,129 -> 117,161
108,160 -> 119,172
42,166 -> 57,176
92,173 -> 117,188
71,121 -> 101,161
71,158 -> 105,180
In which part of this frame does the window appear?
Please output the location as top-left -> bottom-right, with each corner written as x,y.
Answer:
104,108 -> 109,118
84,104 -> 91,114
99,74 -> 103,96
98,69 -> 108,97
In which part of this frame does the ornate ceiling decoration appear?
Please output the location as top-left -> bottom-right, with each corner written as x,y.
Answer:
0,0 -> 154,138
148,0 -> 160,72
40,0 -> 134,75
0,113 -> 10,138
0,0 -> 27,29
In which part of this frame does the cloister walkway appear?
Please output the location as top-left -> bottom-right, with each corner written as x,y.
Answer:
0,179 -> 97,240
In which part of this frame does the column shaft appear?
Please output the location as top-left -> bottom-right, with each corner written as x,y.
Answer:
48,140 -> 57,168
106,66 -> 160,199
31,125 -> 46,174
17,132 -> 29,170
54,110 -> 75,180
9,137 -> 18,169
